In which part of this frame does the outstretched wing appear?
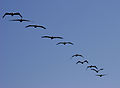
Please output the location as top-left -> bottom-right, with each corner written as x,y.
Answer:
86,66 -> 91,69
67,42 -> 74,45
41,36 -> 51,38
91,69 -> 98,73
14,13 -> 22,18
38,26 -> 46,29
76,61 -> 83,64
76,61 -> 81,64
22,19 -> 31,22
93,66 -> 98,69
25,25 -> 34,28
79,55 -> 84,58
84,60 -> 88,63
72,55 -> 75,57
96,74 -> 101,77
99,68 -> 104,71
96,74 -> 107,77
56,42 -> 63,45
2,13 -> 11,18
53,37 -> 63,39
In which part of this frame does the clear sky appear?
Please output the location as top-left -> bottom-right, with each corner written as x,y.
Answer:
1,0 -> 120,88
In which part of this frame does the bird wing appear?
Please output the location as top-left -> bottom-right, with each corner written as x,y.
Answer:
99,68 -> 104,71
72,55 -> 75,57
96,74 -> 106,77
91,69 -> 98,73
14,13 -> 22,18
25,25 -> 34,28
76,61 -> 82,64
38,26 -> 46,29
53,37 -> 63,39
56,42 -> 64,45
67,42 -> 73,45
2,13 -> 11,18
96,75 -> 101,76
22,19 -> 31,22
41,36 -> 51,38
79,55 -> 84,58
86,66 -> 91,69
84,60 -> 88,63
92,66 -> 98,69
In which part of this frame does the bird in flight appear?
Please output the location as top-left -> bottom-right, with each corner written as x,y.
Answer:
87,65 -> 98,69
76,60 -> 88,64
41,36 -> 63,40
2,12 -> 22,18
72,54 -> 84,58
91,68 -> 104,73
25,25 -> 46,29
10,19 -> 31,22
96,74 -> 107,77
56,42 -> 73,45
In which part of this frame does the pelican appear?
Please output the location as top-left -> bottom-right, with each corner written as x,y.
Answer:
2,12 -> 22,18
56,42 -> 73,45
41,36 -> 63,39
25,25 -> 46,29
10,19 -> 31,22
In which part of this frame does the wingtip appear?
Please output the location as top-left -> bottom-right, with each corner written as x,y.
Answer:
25,26 -> 28,28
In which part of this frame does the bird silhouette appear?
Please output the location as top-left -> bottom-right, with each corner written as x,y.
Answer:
10,19 -> 31,22
76,60 -> 88,64
87,65 -> 98,69
96,74 -> 107,77
56,42 -> 73,45
41,36 -> 63,39
25,25 -> 46,29
91,68 -> 103,73
2,12 -> 22,18
72,54 -> 84,58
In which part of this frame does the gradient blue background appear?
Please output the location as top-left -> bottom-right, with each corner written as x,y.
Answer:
1,0 -> 120,88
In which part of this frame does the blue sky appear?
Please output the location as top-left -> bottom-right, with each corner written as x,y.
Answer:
1,0 -> 120,88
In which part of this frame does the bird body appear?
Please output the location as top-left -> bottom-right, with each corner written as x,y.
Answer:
41,36 -> 63,39
56,42 -> 73,45
2,12 -> 22,18
25,25 -> 46,29
10,19 -> 30,22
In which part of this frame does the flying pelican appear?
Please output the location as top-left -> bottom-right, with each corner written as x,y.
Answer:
96,74 -> 107,77
87,65 -> 98,69
10,19 -> 31,22
41,36 -> 63,39
91,68 -> 104,73
2,12 -> 22,18
25,25 -> 46,29
76,60 -> 88,64
56,42 -> 73,45
72,54 -> 84,58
